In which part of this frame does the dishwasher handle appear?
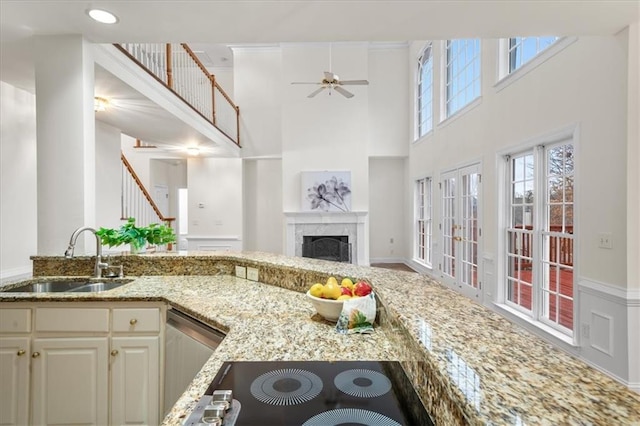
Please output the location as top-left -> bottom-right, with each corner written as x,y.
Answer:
166,308 -> 225,350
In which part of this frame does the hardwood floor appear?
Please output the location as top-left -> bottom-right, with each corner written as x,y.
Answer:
370,263 -> 417,273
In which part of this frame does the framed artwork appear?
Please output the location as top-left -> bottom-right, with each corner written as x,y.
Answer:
301,171 -> 351,212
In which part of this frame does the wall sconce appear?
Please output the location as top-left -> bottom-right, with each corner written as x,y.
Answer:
94,97 -> 109,112
187,147 -> 200,156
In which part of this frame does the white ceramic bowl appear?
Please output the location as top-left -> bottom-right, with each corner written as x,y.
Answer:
306,290 -> 345,321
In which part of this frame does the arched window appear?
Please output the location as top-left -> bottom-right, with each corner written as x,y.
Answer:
417,42 -> 433,137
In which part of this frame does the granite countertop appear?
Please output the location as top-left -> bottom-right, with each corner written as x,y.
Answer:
2,251 -> 640,425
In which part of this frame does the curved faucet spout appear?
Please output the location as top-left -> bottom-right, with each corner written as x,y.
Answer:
65,226 -> 108,278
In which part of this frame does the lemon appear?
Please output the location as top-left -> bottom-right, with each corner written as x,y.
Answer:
309,283 -> 324,298
337,295 -> 352,301
340,277 -> 354,291
323,282 -> 341,300
326,276 -> 338,286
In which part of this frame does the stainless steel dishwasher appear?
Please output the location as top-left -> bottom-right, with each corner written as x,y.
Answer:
164,308 -> 225,415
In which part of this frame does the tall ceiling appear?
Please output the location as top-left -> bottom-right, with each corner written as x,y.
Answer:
1,1 -> 637,155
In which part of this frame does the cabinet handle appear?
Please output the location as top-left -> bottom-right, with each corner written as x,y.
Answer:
32,352 -> 40,358
111,349 -> 119,356
130,318 -> 138,325
17,349 -> 25,356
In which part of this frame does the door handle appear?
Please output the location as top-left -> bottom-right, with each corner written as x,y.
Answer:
453,236 -> 462,241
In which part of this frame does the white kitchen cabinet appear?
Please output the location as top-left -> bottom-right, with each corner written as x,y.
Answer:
31,337 -> 109,425
0,337 -> 30,426
0,302 -> 164,425
111,307 -> 162,425
0,308 -> 31,426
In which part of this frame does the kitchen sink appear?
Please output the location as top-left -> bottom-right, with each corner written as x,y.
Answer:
68,281 -> 131,292
2,279 -> 133,293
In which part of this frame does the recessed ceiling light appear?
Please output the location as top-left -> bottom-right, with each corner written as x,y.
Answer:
87,8 -> 119,24
187,147 -> 200,156
94,96 -> 109,112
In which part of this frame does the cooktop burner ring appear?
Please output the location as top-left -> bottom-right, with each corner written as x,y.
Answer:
249,368 -> 323,406
301,408 -> 402,426
334,368 -> 392,398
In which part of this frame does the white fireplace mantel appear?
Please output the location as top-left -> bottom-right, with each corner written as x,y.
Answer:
284,211 -> 368,265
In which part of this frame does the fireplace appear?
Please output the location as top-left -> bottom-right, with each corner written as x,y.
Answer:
284,211 -> 368,265
302,235 -> 351,263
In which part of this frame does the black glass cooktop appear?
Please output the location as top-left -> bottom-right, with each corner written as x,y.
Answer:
183,360 -> 433,426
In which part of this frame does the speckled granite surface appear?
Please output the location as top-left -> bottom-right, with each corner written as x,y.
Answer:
3,251 -> 640,425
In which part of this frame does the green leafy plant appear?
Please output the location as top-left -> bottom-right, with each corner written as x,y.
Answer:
96,218 -> 176,253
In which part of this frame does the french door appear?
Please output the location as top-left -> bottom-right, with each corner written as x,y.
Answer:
441,164 -> 482,299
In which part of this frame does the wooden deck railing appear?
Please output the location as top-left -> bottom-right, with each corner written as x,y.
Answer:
115,43 -> 240,146
510,225 -> 573,268
120,153 -> 175,249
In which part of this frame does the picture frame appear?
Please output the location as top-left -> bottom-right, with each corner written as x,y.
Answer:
301,171 -> 351,212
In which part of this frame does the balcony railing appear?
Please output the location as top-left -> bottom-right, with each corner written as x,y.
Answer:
115,43 -> 240,146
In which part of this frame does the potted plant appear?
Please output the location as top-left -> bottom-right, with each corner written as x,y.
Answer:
96,218 -> 176,254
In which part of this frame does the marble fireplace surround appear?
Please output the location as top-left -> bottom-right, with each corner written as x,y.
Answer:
284,211 -> 368,265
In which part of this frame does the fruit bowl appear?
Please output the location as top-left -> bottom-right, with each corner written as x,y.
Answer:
306,290 -> 344,322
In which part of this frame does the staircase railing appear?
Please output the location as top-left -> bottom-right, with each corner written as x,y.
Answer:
120,153 -> 175,249
115,43 -> 240,146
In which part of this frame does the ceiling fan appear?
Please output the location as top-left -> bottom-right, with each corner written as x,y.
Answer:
291,44 -> 369,98
292,71 -> 369,98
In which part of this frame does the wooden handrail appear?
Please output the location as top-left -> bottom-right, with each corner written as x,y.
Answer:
120,152 -> 175,226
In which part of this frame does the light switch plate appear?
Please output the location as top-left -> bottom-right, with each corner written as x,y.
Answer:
235,266 -> 246,278
247,267 -> 259,282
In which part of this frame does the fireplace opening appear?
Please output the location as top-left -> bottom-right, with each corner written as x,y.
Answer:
302,235 -> 351,263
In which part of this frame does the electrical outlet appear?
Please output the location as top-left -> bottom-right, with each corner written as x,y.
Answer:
235,266 -> 246,279
598,233 -> 613,249
247,267 -> 259,282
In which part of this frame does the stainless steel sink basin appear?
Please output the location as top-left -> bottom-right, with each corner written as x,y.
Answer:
2,279 -> 133,293
68,281 -> 131,293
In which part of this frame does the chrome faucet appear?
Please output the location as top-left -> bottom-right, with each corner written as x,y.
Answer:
64,226 -> 109,278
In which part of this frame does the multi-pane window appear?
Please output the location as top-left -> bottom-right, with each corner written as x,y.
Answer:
505,142 -> 574,335
415,177 -> 433,266
508,37 -> 559,73
417,43 -> 433,137
445,39 -> 480,117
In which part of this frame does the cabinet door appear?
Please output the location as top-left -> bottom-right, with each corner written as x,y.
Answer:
111,336 -> 160,426
31,337 -> 109,425
0,337 -> 30,425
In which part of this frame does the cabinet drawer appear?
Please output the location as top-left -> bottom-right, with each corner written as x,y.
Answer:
112,308 -> 160,333
0,308 -> 31,333
35,308 -> 109,332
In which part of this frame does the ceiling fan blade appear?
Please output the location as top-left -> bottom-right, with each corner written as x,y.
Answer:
333,86 -> 354,98
339,80 -> 369,86
291,82 -> 322,85
308,87 -> 327,98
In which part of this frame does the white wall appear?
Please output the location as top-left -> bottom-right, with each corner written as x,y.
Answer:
368,46 -> 410,156
96,121 -> 123,230
282,44 -> 370,212
0,81 -> 37,283
232,47 -> 282,158
243,158 -> 283,253
150,158 -> 187,219
407,33 -> 637,385
369,158 -> 406,262
187,157 -> 243,250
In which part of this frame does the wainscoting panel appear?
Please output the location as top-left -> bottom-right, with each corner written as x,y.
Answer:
578,279 -> 640,391
185,236 -> 242,251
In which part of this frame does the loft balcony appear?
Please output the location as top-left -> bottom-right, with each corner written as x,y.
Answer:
93,42 -> 240,158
